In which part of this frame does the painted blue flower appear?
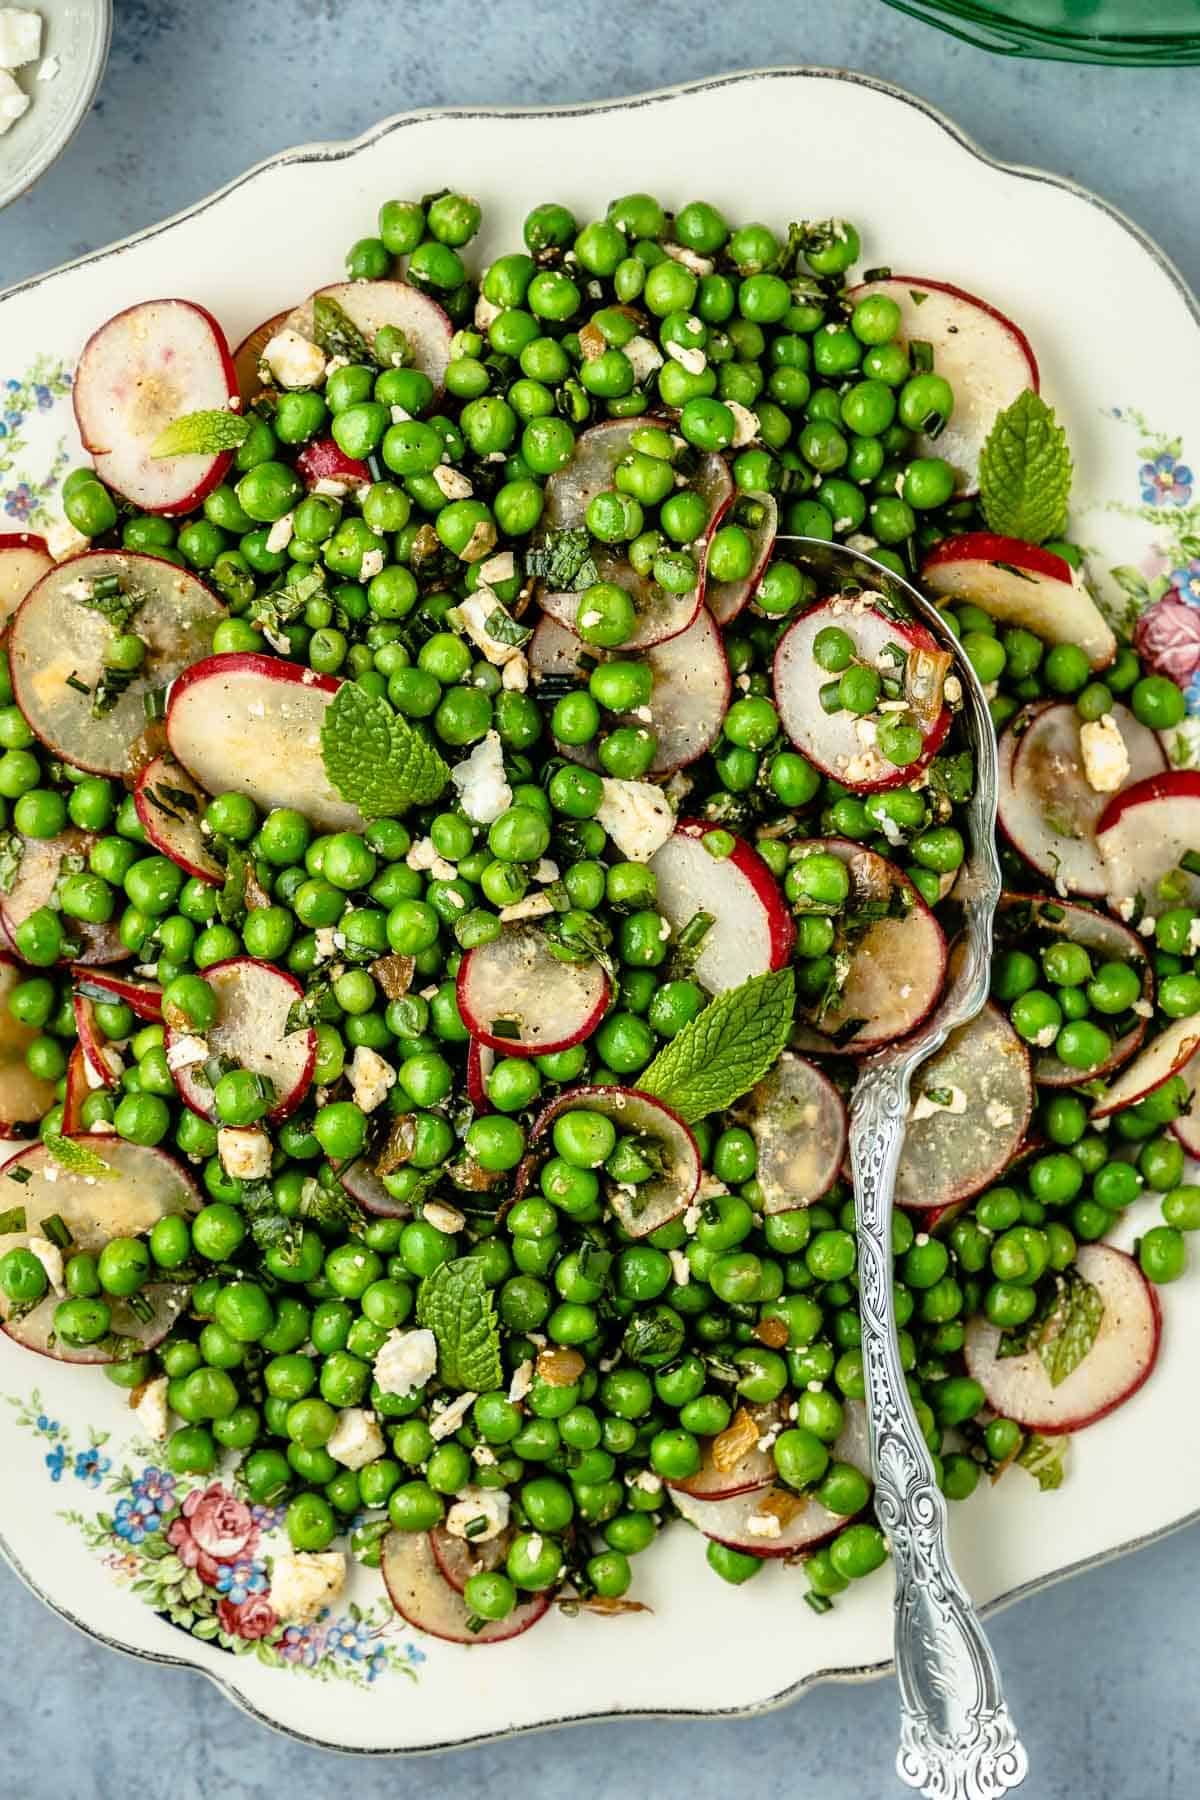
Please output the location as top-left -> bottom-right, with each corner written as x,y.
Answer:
405,1641 -> 427,1666
215,1557 -> 269,1604
3,484 -> 35,522
250,1501 -> 288,1533
4,410 -> 22,430
1140,452 -> 1194,507
44,1443 -> 67,1482
73,1446 -> 111,1489
34,384 -> 52,410
1185,671 -> 1200,717
113,1496 -> 160,1546
130,1466 -> 177,1516
365,1644 -> 390,1682
5,378 -> 18,392
1170,560 -> 1200,607
278,1622 -> 324,1667
36,1413 -> 60,1437
329,1617 -> 375,1663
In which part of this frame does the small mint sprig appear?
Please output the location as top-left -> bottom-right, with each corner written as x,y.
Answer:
150,410 -> 252,458
638,967 -> 796,1124
320,680 -> 449,819
978,389 -> 1072,544
416,1256 -> 503,1392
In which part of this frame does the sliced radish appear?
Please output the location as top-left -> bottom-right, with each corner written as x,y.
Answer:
429,1524 -> 511,1594
669,1401 -> 784,1501
923,534 -> 1116,670
0,952 -> 57,1127
996,894 -> 1153,1086
3,1280 -> 192,1363
165,653 -> 366,833
9,551 -> 226,778
846,276 -> 1039,493
135,752 -> 223,883
73,299 -> 239,515
541,419 -> 645,530
998,702 -> 1166,897
895,1004 -> 1033,1212
456,922 -> 610,1057
163,956 -> 314,1124
964,1245 -> 1160,1434
1096,771 -> 1200,920
466,1039 -> 495,1113
0,828 -> 126,966
380,1526 -> 549,1645
1090,1010 -> 1200,1121
538,559 -> 704,651
790,841 -> 946,1053
61,1043 -> 90,1134
773,598 -> 950,792
707,491 -> 777,626
71,968 -> 163,1022
73,993 -> 124,1090
288,282 -> 453,393
734,1051 -> 848,1214
647,821 -> 794,994
0,533 -> 52,629
338,1156 -> 407,1218
232,309 -> 290,405
528,613 -> 584,682
567,607 -> 731,778
294,438 -> 372,495
530,1086 -> 700,1238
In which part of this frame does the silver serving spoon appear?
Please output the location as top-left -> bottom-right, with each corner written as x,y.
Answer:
780,537 -> 1028,1800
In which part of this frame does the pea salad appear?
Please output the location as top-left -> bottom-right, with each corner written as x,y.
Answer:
0,186 -> 1194,1644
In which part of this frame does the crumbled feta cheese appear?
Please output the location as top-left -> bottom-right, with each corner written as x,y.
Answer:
668,1249 -> 690,1288
943,675 -> 963,706
165,1034 -> 209,1072
0,10 -> 41,69
479,551 -> 515,586
432,465 -> 473,501
854,716 -> 878,749
632,1469 -> 663,1494
261,329 -> 327,390
472,1443 -> 497,1467
132,1374 -> 170,1441
27,1234 -> 63,1292
745,1513 -> 782,1540
424,1199 -> 465,1235
475,294 -> 502,331
1033,1024 -> 1060,1048
533,858 -> 559,884
429,1391 -> 477,1440
662,243 -> 713,276
265,512 -> 294,555
217,1127 -> 272,1181
985,1101 -> 1015,1129
502,651 -> 529,692
455,591 -> 525,666
359,548 -> 385,581
525,1533 -> 544,1565
682,1203 -> 702,1235
389,404 -> 411,424
595,777 -> 674,862
269,1552 -> 346,1624
843,748 -> 888,786
1079,713 -> 1131,794
374,1327 -> 438,1398
508,1359 -> 534,1404
0,65 -> 28,131
623,335 -> 664,383
1138,916 -> 1157,937
911,1083 -> 967,1122
1131,998 -> 1154,1019
405,836 -> 459,881
498,893 -> 555,923
313,476 -> 351,498
726,401 -> 759,448
444,1487 -> 511,1543
348,1045 -> 396,1114
44,515 -> 89,561
667,340 -> 707,375
326,1407 -> 385,1471
450,730 -> 512,825
312,927 -> 338,963
1188,917 -> 1200,955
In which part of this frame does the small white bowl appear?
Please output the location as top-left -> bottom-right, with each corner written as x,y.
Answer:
0,0 -> 111,212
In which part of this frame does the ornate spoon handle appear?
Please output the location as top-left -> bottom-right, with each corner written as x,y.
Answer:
850,1063 -> 1028,1800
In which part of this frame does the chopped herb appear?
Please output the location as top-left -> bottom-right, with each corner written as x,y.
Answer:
923,1087 -> 954,1108
482,603 -> 532,648
805,1591 -> 834,1615
125,1292 -> 155,1324
6,1166 -> 32,1186
463,1514 -> 489,1540
0,831 -> 24,896
65,673 -> 91,696
910,339 -> 933,372
862,266 -> 892,282
44,1137 -> 117,1181
1180,850 -> 1200,878
76,576 -> 146,637
312,294 -> 376,366
992,561 -> 1037,583
1016,1431 -> 1068,1492
39,1213 -> 73,1249
0,1205 -> 26,1233
285,974 -> 342,1034
927,752 -> 975,807
250,566 -> 326,640
217,846 -> 250,927
143,686 -> 167,721
91,661 -> 140,720
542,909 -> 617,982
524,527 -> 599,593
490,1018 -> 520,1040
908,289 -> 928,306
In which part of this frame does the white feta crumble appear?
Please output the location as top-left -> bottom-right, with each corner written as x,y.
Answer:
389,404 -> 411,423
623,335 -> 664,383
595,777 -> 674,862
943,676 -> 963,707
745,1513 -> 782,1540
269,1552 -> 346,1625
424,1199 -> 465,1235
726,401 -> 759,448
911,1083 -> 967,1122
479,551 -> 515,586
508,1359 -> 534,1404
474,294 -> 502,330
374,1328 -> 438,1398
405,836 -> 458,881
132,1374 -> 170,1442
444,1487 -> 511,1543
264,511 -> 294,555
261,328 -> 327,390
1079,713 -> 1131,794
662,242 -> 713,276
1188,917 -> 1200,955
1139,916 -> 1157,937
682,1203 -> 702,1236
533,858 -> 559,884
313,476 -> 351,498
525,1533 -> 544,1565
0,9 -> 40,68
27,1234 -> 63,1293
498,893 -> 555,923
326,1408 -> 385,1471
455,590 -> 525,667
501,651 -> 529,692
429,1391 -> 477,1440
44,516 -> 89,561
472,1444 -> 497,1467
1131,998 -> 1154,1019
432,465 -> 473,501
358,548 -> 385,582
667,340 -> 707,375
632,1469 -> 663,1494
984,1101 -> 1015,1130
0,65 -> 28,132
1033,1024 -> 1060,1049
165,1034 -> 209,1072
217,1127 -> 272,1181
348,1045 -> 397,1114
668,1249 -> 691,1288
450,730 -> 512,825
312,926 -> 338,963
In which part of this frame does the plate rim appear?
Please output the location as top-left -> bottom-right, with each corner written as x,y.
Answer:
1,61 -> 1198,1754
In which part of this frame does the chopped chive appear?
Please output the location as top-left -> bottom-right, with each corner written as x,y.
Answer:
39,1214 -> 72,1249
6,1166 -> 32,1185
0,1205 -> 26,1233
65,673 -> 91,696
910,340 -> 933,372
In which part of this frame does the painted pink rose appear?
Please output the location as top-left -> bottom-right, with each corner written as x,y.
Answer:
218,1593 -> 278,1641
167,1484 -> 261,1586
1133,598 -> 1200,686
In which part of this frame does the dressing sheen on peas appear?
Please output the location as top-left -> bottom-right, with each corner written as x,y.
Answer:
0,186 -> 1188,1636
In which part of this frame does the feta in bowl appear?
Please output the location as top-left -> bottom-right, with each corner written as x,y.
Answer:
0,1 -> 111,212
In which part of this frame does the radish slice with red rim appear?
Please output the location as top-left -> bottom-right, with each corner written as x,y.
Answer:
163,956 -> 315,1123
648,820 -> 794,994
668,1400 -> 783,1500
466,1039 -> 495,1112
0,952 -> 57,1127
1169,1046 -> 1200,1156
1090,1010 -> 1200,1121
338,1157 -> 409,1218
997,702 -> 1165,897
922,533 -> 1116,669
964,1245 -> 1160,1434
530,1086 -> 701,1238
734,1051 -> 847,1214
540,419 -> 644,529
706,490 -> 777,626
61,1043 -> 91,1135
996,894 -> 1153,1086
166,653 -> 366,833
1096,770 -> 1200,920
3,1279 -> 192,1363
380,1528 -> 550,1644
790,841 -> 946,1053
773,598 -> 950,792
135,752 -> 223,883
294,438 -> 372,495
558,607 -> 731,777
9,551 -> 225,779
287,282 -> 453,393
0,533 -> 52,630
73,299 -> 239,514
895,1003 -> 1033,1212
846,277 -> 1039,493
73,992 -> 124,1090
456,922 -> 610,1057
232,309 -> 291,405
528,613 -> 584,683
72,968 -> 163,1022
0,828 -> 126,966
429,1523 -> 512,1593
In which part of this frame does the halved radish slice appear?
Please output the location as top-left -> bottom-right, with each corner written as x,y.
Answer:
380,1527 -> 549,1645
707,491 -> 777,626
466,1039 -> 495,1113
0,829 -> 126,966
996,894 -> 1153,1086
135,753 -> 222,883
671,1402 -> 870,1556
1096,771 -> 1200,919
338,1157 -> 408,1218
287,282 -> 453,393
9,551 -> 226,778
61,1043 -> 90,1134
773,599 -> 950,792
166,653 -> 366,833
895,1004 -> 1033,1212
964,1245 -> 1160,1434
163,956 -> 314,1124
430,1523 -> 512,1594
1090,1010 -> 1200,1120
530,1086 -> 701,1238
0,952 -> 57,1127
3,1280 -> 192,1363
73,992 -> 124,1089
541,419 -> 643,529
0,533 -> 52,629
565,608 -> 731,778
846,276 -> 1038,493
790,841 -> 946,1054
669,1401 -> 783,1500
647,821 -> 794,994
923,534 -> 1116,670
232,309 -> 290,405
998,702 -> 1166,897
456,922 -> 610,1057
294,438 -> 372,495
72,968 -> 163,1022
539,555 -> 704,651
734,1051 -> 847,1214
73,299 -> 239,514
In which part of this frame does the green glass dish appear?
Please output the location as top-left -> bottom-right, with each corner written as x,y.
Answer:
881,0 -> 1200,63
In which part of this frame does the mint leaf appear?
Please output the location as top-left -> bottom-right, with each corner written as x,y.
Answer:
978,390 -> 1073,542
43,1136 -> 117,1181
525,528 -> 599,592
320,680 -> 449,818
311,295 -> 377,367
1038,1269 -> 1104,1387
0,830 -> 24,895
1016,1431 -> 1069,1493
416,1256 -> 503,1392
638,968 -> 796,1124
150,411 -> 252,458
